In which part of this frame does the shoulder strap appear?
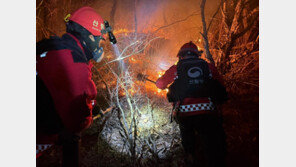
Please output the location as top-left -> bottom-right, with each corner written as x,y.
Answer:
61,34 -> 88,63
36,36 -> 68,55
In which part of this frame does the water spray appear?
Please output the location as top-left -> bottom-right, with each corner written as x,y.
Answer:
102,20 -> 126,72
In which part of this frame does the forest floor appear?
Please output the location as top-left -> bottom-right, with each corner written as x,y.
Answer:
37,91 -> 258,167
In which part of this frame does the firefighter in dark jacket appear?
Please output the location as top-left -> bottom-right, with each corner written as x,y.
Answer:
36,7 -> 109,166
156,41 -> 227,167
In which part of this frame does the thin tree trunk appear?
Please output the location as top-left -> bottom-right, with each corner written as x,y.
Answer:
110,0 -> 117,28
200,0 -> 215,64
134,0 -> 138,36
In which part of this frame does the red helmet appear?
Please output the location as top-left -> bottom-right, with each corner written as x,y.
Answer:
177,41 -> 203,57
69,7 -> 104,36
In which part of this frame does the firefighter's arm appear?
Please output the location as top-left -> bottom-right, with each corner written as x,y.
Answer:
53,52 -> 97,133
208,63 -> 224,85
67,65 -> 97,133
207,62 -> 228,104
156,65 -> 177,89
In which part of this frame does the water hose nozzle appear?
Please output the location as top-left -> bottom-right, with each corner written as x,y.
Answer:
103,21 -> 117,44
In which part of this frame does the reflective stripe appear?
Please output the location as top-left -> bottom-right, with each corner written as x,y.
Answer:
36,144 -> 53,155
179,102 -> 214,112
40,51 -> 48,58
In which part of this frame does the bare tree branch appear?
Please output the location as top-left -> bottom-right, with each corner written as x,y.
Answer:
153,11 -> 200,34
207,0 -> 223,32
110,0 -> 117,27
134,0 -> 138,34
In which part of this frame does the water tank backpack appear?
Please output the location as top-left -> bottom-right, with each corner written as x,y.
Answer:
167,57 -> 228,104
167,57 -> 211,102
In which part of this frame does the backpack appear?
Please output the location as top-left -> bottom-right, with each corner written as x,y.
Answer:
167,57 -> 212,102
167,57 -> 228,104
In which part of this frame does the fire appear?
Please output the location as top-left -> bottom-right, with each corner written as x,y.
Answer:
136,70 -> 168,97
113,28 -> 131,36
130,57 -> 138,63
129,89 -> 135,94
157,71 -> 164,77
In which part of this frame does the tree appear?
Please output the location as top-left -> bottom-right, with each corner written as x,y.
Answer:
200,0 -> 215,64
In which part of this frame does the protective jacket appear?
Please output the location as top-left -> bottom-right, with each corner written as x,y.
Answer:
156,57 -> 224,117
36,33 -> 97,144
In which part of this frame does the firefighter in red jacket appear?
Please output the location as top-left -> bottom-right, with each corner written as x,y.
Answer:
156,41 -> 227,167
36,7 -> 111,166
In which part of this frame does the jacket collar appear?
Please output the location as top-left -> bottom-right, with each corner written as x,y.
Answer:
65,33 -> 85,54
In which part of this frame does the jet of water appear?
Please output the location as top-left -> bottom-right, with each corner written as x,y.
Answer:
112,44 -> 126,73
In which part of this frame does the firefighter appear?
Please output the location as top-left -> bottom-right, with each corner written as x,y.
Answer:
156,41 -> 227,167
36,7 -> 108,166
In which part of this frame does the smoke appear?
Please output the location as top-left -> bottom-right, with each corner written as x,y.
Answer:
98,0 -> 219,45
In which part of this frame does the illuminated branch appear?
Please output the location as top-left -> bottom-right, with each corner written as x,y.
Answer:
217,0 -> 258,74
102,37 -> 161,66
36,0 -> 44,10
96,29 -> 181,160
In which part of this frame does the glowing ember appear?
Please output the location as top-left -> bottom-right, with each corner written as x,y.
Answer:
113,28 -> 131,35
157,89 -> 161,93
